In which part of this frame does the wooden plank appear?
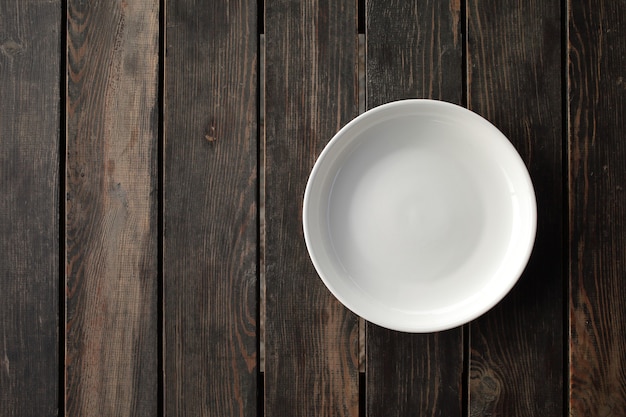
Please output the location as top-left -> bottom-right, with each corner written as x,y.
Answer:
163,0 -> 258,415
0,1 -> 60,415
364,1 -> 464,416
366,327 -> 463,417
568,0 -> 626,415
65,0 -> 159,415
467,0 -> 563,415
366,0 -> 463,108
263,0 -> 359,415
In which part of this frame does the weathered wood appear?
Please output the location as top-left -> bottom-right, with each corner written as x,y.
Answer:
163,0 -> 258,415
0,1 -> 60,415
467,0 -> 563,415
264,0 -> 359,415
568,0 -> 626,415
65,0 -> 159,415
366,0 -> 463,108
367,326 -> 463,417
365,1 -> 464,416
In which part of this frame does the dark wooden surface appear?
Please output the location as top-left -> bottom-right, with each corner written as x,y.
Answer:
569,0 -> 626,415
65,0 -> 160,415
163,0 -> 258,415
365,1 -> 464,416
466,0 -> 564,415
0,1 -> 60,416
264,0 -> 360,415
2,0 -> 626,416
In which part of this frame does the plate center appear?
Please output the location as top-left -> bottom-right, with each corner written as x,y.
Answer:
324,116 -> 516,312
330,140 -> 484,287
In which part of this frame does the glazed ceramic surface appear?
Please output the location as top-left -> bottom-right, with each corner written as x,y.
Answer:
303,99 -> 537,332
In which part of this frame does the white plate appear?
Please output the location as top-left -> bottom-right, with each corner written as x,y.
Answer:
303,99 -> 536,332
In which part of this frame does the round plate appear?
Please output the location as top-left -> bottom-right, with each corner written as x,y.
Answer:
303,99 -> 536,332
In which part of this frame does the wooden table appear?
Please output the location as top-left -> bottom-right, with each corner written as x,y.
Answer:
1,0 -> 625,415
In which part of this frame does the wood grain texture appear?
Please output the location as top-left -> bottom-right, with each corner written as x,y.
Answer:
467,0 -> 563,415
263,0 -> 359,415
569,0 -> 626,415
367,326 -> 463,417
163,0 -> 258,415
0,1 -> 60,415
65,0 -> 159,415
365,1 -> 463,416
366,0 -> 463,108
